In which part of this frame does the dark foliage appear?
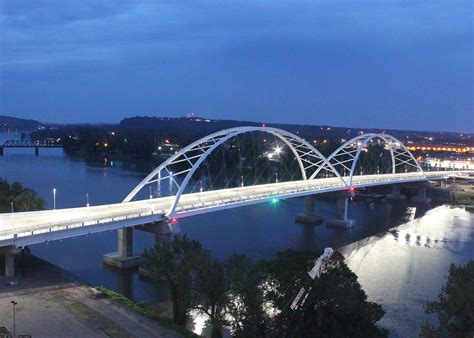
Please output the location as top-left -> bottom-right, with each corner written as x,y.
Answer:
264,250 -> 387,338
420,261 -> 474,337
0,179 -> 45,212
143,237 -> 387,338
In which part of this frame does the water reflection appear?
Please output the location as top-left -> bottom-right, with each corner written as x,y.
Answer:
341,205 -> 473,337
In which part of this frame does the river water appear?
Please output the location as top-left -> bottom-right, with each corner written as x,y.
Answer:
0,132 -> 472,337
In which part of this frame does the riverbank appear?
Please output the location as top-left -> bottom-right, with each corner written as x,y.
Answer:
451,183 -> 474,205
0,253 -> 184,337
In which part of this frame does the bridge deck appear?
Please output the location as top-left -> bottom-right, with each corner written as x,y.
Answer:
0,171 -> 463,247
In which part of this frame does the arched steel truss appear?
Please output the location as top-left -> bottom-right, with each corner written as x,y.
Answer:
311,133 -> 424,186
124,127 -> 345,216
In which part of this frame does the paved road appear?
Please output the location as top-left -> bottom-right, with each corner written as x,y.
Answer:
0,171 -> 461,248
0,255 -> 182,338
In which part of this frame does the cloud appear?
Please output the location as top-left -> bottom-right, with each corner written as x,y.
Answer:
1,1 -> 470,69
0,1 -> 472,132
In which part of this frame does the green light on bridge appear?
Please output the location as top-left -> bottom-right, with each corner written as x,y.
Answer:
270,198 -> 280,206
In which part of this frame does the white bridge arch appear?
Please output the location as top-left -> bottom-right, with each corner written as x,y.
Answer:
123,126 -> 345,216
311,133 -> 425,186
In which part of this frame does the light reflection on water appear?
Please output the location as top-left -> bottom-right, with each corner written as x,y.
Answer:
341,205 -> 473,337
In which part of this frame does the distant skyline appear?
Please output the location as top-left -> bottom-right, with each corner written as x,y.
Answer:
1,1 -> 472,132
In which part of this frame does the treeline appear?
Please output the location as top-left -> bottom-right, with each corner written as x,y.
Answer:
30,123 -> 343,164
0,115 -> 42,131
29,116 -> 473,167
0,179 -> 45,212
143,235 -> 388,338
31,126 -> 201,160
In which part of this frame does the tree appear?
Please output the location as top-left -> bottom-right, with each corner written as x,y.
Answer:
193,254 -> 230,338
226,254 -> 268,338
13,188 -> 45,211
142,235 -> 207,325
420,261 -> 474,337
144,238 -> 387,338
194,254 -> 270,338
0,179 -> 45,212
264,250 -> 387,338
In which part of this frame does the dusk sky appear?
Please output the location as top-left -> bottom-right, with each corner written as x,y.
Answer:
0,1 -> 472,132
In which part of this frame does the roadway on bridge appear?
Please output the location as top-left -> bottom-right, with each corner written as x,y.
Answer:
0,171 -> 458,248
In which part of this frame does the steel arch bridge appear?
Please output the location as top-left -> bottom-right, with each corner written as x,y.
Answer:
124,127 -> 425,218
0,126 -> 467,249
124,126 -> 346,216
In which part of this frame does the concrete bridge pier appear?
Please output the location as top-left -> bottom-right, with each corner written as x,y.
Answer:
386,184 -> 406,201
411,182 -> 431,204
1,246 -> 20,278
439,179 -> 448,188
0,147 -> 3,156
295,195 -> 323,224
135,221 -> 173,247
327,191 -> 354,228
103,228 -> 141,269
35,146 -> 39,156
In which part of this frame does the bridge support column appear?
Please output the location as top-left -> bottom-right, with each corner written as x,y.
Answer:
1,246 -> 19,279
411,182 -> 431,204
440,179 -> 447,188
135,221 -> 173,246
103,228 -> 141,269
0,147 -> 3,156
386,184 -> 406,201
35,146 -> 39,156
327,191 -> 354,228
295,196 -> 323,224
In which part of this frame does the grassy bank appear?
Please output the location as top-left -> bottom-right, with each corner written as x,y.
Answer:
95,287 -> 199,338
451,185 -> 474,205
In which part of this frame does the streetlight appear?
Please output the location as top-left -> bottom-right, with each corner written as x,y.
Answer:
86,193 -> 90,207
10,202 -> 14,214
53,188 -> 56,209
11,300 -> 17,338
149,186 -> 152,199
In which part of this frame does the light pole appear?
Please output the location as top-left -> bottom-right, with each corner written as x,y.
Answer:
86,193 -> 89,207
10,202 -> 13,214
53,188 -> 56,210
11,300 -> 17,338
149,186 -> 152,199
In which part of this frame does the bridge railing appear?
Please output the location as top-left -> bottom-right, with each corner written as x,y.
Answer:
174,172 -> 429,215
0,208 -> 166,245
0,170 -> 465,245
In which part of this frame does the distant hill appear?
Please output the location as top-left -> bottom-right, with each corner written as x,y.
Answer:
119,115 -> 473,145
0,115 -> 43,131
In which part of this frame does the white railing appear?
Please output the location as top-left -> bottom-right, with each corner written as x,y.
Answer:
0,170 -> 466,245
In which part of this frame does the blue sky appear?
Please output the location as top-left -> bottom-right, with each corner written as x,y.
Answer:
0,1 -> 472,132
